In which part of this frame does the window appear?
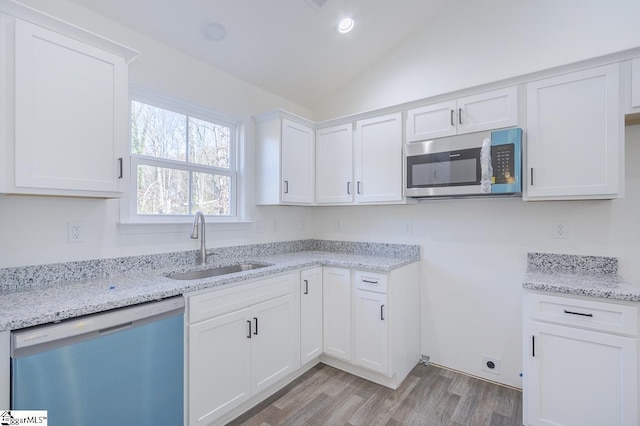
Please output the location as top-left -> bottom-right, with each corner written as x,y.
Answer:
128,92 -> 238,222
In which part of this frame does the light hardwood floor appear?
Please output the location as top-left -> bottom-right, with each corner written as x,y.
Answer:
228,363 -> 523,426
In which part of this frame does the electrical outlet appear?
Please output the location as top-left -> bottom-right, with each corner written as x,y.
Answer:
481,355 -> 501,375
403,220 -> 413,235
68,221 -> 84,243
255,221 -> 266,233
334,219 -> 342,232
552,221 -> 569,239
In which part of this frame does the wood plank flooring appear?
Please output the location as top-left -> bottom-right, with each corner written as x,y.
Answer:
227,363 -> 523,426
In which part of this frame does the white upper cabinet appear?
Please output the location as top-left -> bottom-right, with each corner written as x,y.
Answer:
633,58 -> 640,109
0,10 -> 137,197
406,86 -> 518,142
525,64 -> 622,200
354,113 -> 403,203
255,112 -> 315,205
281,119 -> 315,204
315,123 -> 353,204
316,113 -> 404,205
623,57 -> 640,115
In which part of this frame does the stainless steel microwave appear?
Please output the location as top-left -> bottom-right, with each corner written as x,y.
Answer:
404,128 -> 522,198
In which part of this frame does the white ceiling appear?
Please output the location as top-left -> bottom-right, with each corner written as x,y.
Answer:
66,0 -> 449,110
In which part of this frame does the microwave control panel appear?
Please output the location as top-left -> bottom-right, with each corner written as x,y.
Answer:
492,143 -> 515,185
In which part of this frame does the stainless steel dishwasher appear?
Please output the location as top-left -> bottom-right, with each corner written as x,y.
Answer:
11,296 -> 184,426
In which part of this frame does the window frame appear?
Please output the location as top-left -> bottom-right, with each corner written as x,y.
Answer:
122,87 -> 242,224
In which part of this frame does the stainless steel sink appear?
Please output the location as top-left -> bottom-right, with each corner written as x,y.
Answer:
166,262 -> 269,280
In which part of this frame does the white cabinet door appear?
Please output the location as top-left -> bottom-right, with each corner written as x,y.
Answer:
354,289 -> 388,375
456,86 -> 518,135
315,123 -> 353,204
188,308 -> 251,426
281,119 -> 314,204
354,113 -> 403,203
405,87 -> 518,142
250,293 -> 298,395
525,64 -> 621,199
632,58 -> 640,109
12,19 -> 128,195
300,267 -> 323,364
524,321 -> 637,426
322,267 -> 352,361
406,100 -> 457,141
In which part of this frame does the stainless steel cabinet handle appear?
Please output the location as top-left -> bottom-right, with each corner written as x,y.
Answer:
363,279 -> 378,284
450,109 -> 454,126
347,181 -> 351,195
304,279 -> 309,295
458,108 -> 462,125
357,181 -> 362,194
284,180 -> 289,194
117,158 -> 123,179
530,168 -> 534,186
247,320 -> 252,338
380,305 -> 385,320
253,317 -> 259,335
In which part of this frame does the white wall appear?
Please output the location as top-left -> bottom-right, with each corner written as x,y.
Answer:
0,0 -> 314,268
314,0 -> 640,120
311,126 -> 640,388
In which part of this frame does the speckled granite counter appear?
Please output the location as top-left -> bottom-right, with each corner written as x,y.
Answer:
523,252 -> 640,302
0,240 -> 420,332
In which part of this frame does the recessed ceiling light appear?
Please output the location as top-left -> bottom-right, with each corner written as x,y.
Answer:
201,21 -> 226,41
337,17 -> 355,34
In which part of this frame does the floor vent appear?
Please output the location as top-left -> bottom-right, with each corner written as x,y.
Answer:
420,355 -> 430,366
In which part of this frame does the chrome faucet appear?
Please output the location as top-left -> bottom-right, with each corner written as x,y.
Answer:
191,211 -> 207,265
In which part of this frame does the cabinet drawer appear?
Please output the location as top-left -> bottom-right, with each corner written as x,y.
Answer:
526,293 -> 638,336
355,271 -> 388,293
187,273 -> 295,324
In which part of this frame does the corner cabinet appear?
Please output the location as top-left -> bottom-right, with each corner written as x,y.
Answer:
405,86 -> 518,142
0,8 -> 137,197
255,112 -> 315,205
523,292 -> 638,426
321,263 -> 420,389
185,273 -> 300,426
525,64 -> 622,200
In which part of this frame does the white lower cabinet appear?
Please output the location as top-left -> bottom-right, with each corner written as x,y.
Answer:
186,273 -> 299,426
354,288 -> 388,375
523,292 -> 638,426
321,264 -> 420,389
300,267 -> 323,364
322,267 -> 352,361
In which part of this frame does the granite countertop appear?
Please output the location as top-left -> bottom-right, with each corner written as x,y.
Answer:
0,240 -> 420,332
523,252 -> 640,302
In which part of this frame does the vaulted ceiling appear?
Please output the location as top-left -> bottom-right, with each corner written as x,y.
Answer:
67,0 -> 449,110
